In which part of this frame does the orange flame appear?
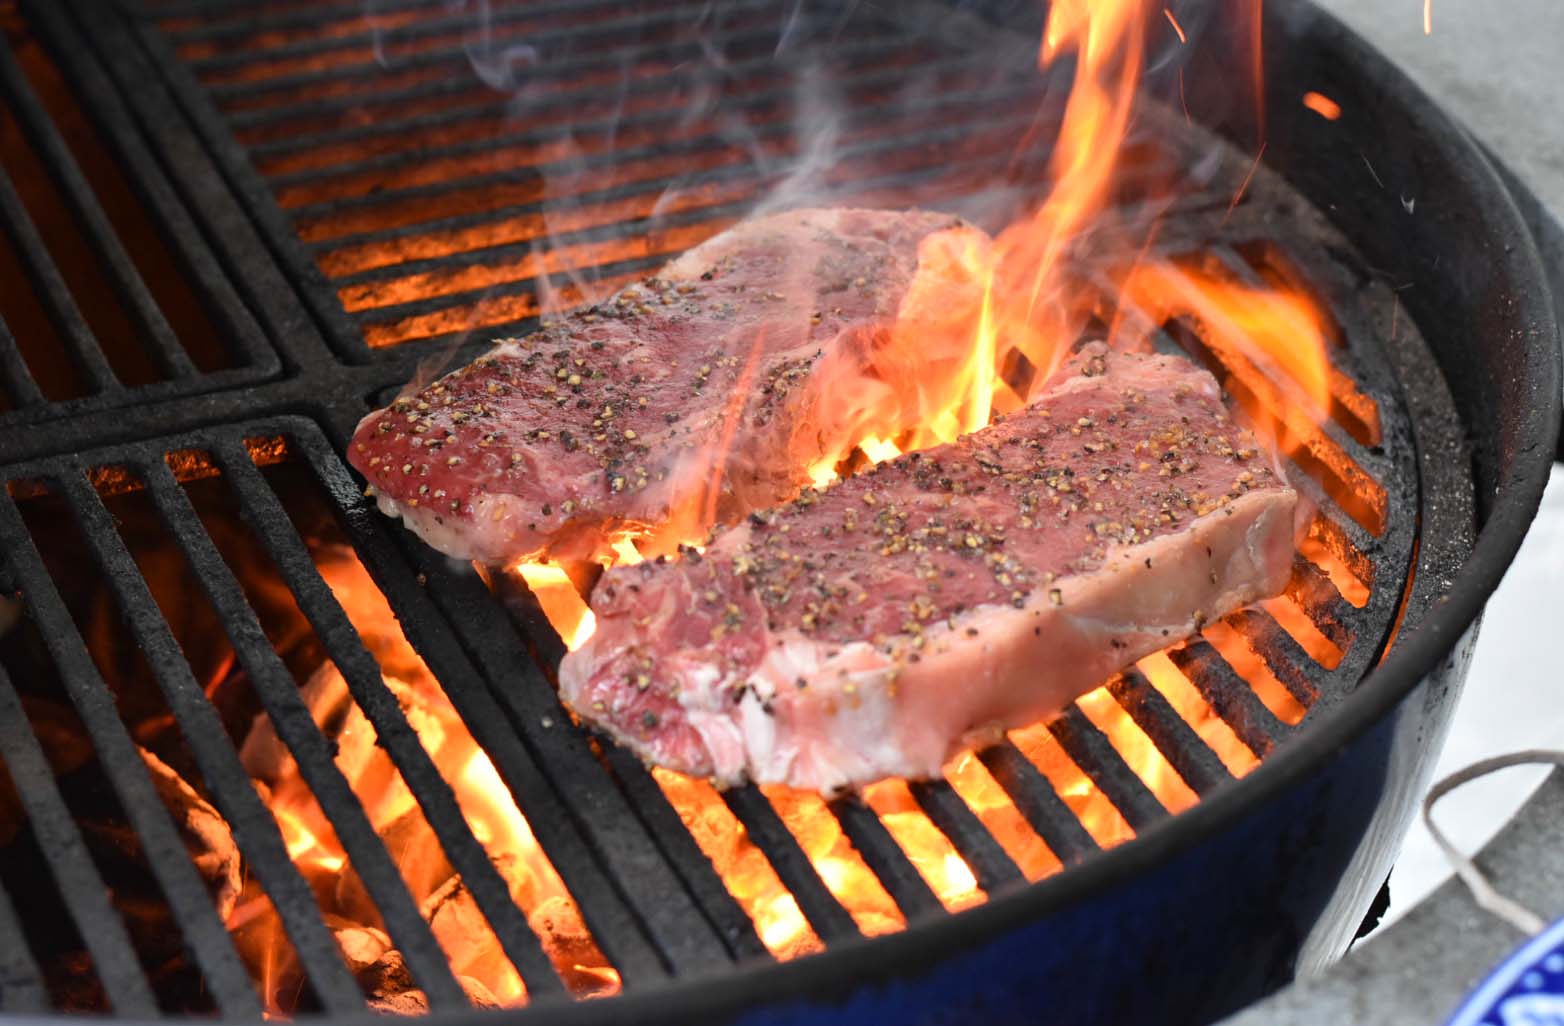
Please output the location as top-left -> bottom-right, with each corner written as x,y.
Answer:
1301,91 -> 1342,121
481,0 -> 1355,979
234,551 -> 619,1009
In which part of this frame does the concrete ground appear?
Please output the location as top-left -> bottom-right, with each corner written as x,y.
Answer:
1307,0 -> 1564,929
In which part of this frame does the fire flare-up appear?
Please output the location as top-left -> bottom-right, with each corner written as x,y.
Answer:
239,0 -> 1372,1011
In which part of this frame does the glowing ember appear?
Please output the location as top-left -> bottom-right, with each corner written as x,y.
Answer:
1302,91 -> 1343,121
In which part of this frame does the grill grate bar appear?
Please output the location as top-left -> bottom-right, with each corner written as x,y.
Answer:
25,0 -> 279,373
1226,608 -> 1324,707
199,0 -> 783,101
0,868 -> 46,1012
1283,456 -> 1377,555
139,458 -> 471,1009
721,786 -> 861,944
1107,670 -> 1234,796
596,747 -> 770,962
53,469 -> 368,1013
1046,707 -> 1169,832
908,780 -> 1025,896
0,664 -> 158,1016
827,795 -> 946,922
1167,640 -> 1290,757
0,167 -> 118,394
978,742 -> 1099,866
209,439 -> 570,995
0,493 -> 273,1016
0,39 -> 195,380
1284,557 -> 1356,650
0,313 -> 45,407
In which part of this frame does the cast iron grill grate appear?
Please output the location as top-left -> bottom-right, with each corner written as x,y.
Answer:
0,0 -> 1429,1016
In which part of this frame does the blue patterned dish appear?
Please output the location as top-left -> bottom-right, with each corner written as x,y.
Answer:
1447,918 -> 1564,1026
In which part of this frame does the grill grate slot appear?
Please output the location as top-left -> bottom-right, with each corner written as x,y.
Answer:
0,866 -> 45,1012
596,747 -> 770,962
827,795 -> 945,922
0,1 -> 282,429
719,786 -> 860,944
1045,708 -> 1171,833
353,472 -> 739,976
1227,608 -> 1327,708
908,780 -> 1026,896
977,743 -> 1100,866
195,0 -> 783,100
1166,641 -> 1291,758
17,1 -> 277,377
1107,670 -> 1235,797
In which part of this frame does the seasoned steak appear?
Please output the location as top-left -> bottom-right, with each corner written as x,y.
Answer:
349,208 -> 989,564
559,344 -> 1297,792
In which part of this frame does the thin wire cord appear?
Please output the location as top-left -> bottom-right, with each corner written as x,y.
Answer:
1422,749 -> 1564,937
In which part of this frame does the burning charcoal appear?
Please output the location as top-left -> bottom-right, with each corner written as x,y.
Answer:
335,924 -> 393,974
140,748 -> 242,921
358,948 -> 419,1011
361,958 -> 500,1016
527,893 -> 612,991
0,740 -> 238,1013
419,856 -> 531,987
333,807 -> 455,924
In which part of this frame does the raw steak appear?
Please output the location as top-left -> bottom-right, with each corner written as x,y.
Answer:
559,344 -> 1297,792
349,208 -> 990,564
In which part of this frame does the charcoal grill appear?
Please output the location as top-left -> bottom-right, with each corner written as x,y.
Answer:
0,0 -> 1555,1024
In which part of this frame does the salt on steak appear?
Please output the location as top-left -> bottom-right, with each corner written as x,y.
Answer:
349,208 -> 991,564
558,344 -> 1297,792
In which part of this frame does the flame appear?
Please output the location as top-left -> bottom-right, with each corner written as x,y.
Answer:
1119,261 -> 1333,419
515,563 -> 597,651
349,0 -> 1367,991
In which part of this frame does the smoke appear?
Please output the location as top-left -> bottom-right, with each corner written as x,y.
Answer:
448,0 -> 542,91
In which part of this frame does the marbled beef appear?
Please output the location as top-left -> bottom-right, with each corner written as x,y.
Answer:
559,344 -> 1297,792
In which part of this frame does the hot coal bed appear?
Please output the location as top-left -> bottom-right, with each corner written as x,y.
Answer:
0,2 -> 1555,1026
